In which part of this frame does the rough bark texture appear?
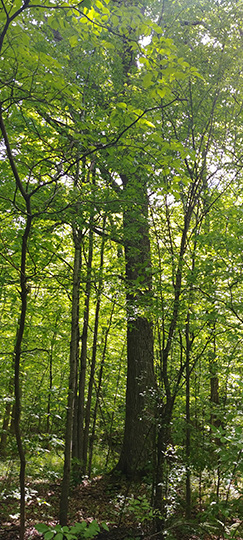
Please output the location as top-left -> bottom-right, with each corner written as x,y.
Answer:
117,174 -> 155,477
118,316 -> 155,476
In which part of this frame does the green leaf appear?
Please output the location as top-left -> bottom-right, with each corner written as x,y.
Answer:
142,72 -> 153,89
70,522 -> 87,533
81,0 -> 91,7
156,87 -> 167,99
35,523 -> 50,533
95,0 -> 109,13
101,522 -> 109,531
141,119 -> 155,128
116,102 -> 127,110
84,520 -> 100,538
69,35 -> 78,48
13,0 -> 22,9
44,532 -> 55,540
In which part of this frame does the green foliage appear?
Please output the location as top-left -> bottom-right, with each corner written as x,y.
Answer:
126,494 -> 154,523
0,0 -> 243,536
35,520 -> 109,540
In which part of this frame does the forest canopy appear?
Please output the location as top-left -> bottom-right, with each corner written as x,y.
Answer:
0,0 -> 242,539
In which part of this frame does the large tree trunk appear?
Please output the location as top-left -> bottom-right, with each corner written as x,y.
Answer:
117,174 -> 155,477
118,317 -> 155,476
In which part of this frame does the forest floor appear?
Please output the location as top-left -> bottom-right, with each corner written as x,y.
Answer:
0,472 -> 242,540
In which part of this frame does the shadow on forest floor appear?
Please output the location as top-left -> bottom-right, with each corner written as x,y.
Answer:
0,474 -> 242,540
0,474 -> 149,540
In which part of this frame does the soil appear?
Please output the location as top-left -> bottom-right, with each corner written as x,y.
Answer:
0,474 -> 153,540
0,474 -> 242,540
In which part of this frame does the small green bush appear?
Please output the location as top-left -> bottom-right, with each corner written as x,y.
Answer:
35,520 -> 109,540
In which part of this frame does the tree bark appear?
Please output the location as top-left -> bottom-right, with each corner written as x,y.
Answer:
153,204 -> 194,531
82,216 -> 106,474
75,227 -> 93,468
13,209 -> 31,540
185,314 -> 191,520
154,400 -> 173,537
0,107 -> 33,540
0,378 -> 14,456
59,227 -> 82,526
88,301 -> 115,476
117,174 -> 155,477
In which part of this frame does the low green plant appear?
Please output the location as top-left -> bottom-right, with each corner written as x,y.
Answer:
127,494 -> 154,523
35,520 -> 109,540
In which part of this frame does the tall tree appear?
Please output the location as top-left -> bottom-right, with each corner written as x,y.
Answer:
60,225 -> 82,525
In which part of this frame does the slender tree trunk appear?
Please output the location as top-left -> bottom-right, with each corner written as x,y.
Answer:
14,210 -> 32,540
47,354 -> 53,436
59,227 -> 82,526
209,329 -> 221,501
185,313 -> 191,519
47,325 -> 57,437
210,333 -> 219,427
82,217 -> 106,474
105,345 -> 125,468
82,297 -> 100,474
88,301 -> 115,476
154,401 -> 173,538
0,300 -> 14,455
0,378 -> 13,456
75,163 -> 96,468
75,227 -> 93,467
153,206 -> 194,532
0,107 -> 33,540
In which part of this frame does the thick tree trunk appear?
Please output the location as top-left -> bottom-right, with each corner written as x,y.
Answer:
118,316 -> 155,476
117,174 -> 155,477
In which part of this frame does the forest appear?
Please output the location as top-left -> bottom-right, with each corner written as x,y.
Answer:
0,0 -> 242,539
